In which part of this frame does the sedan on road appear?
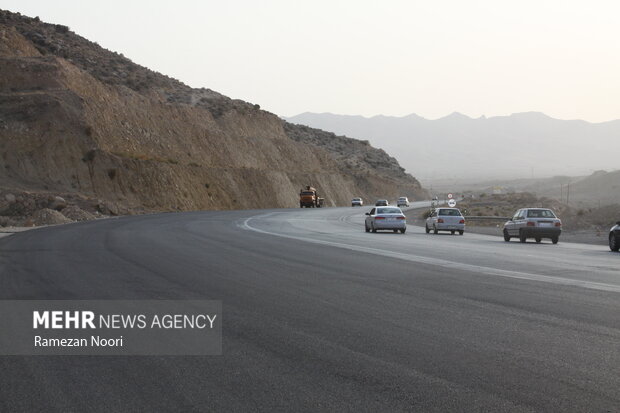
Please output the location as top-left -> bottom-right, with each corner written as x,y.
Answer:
351,197 -> 364,207
503,208 -> 562,244
610,221 -> 620,252
425,208 -> 465,235
397,197 -> 410,207
375,199 -> 389,206
365,207 -> 406,233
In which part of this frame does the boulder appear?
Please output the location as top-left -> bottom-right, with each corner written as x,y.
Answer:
1,197 -> 34,216
48,196 -> 67,211
31,208 -> 73,226
96,200 -> 119,216
61,205 -> 96,221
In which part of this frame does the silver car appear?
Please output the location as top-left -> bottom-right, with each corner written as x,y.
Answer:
503,208 -> 562,244
351,197 -> 364,207
425,208 -> 465,235
365,207 -> 406,233
397,197 -> 410,207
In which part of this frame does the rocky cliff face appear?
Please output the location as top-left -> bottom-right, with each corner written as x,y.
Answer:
283,123 -> 427,201
0,9 -> 426,220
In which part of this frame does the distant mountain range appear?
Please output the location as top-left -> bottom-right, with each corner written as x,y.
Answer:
285,112 -> 620,184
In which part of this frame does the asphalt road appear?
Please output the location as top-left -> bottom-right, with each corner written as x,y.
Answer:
1,202 -> 619,412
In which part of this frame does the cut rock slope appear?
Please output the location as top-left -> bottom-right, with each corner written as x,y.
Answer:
0,10 -> 426,219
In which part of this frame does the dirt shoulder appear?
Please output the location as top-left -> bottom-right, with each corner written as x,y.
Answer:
406,207 -> 610,246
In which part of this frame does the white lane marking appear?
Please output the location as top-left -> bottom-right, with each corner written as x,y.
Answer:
239,213 -> 620,294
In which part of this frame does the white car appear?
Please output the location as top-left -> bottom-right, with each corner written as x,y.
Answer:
397,197 -> 410,207
365,207 -> 406,233
425,208 -> 465,235
351,198 -> 363,207
503,208 -> 561,244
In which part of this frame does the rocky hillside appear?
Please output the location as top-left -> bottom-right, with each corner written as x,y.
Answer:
0,10 -> 426,226
283,123 -> 426,200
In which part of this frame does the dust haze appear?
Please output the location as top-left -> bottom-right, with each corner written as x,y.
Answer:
287,111 -> 620,205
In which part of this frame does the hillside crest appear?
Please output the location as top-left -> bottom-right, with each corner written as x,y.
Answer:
0,9 -> 426,225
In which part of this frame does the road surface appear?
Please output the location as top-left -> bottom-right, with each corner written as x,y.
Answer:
1,202 -> 619,412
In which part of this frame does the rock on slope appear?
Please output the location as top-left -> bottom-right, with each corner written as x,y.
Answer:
0,10 -> 427,214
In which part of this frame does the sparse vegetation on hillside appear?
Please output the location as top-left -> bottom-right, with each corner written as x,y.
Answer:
283,122 -> 427,200
0,9 -> 428,223
284,123 -> 407,177
0,9 -> 258,119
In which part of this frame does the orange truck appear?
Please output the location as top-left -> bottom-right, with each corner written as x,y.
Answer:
299,186 -> 322,208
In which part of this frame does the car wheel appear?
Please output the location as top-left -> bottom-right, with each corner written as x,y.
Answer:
393,229 -> 398,233
365,224 -> 370,233
372,224 -> 377,233
400,228 -> 406,234
458,230 -> 464,235
433,225 -> 438,234
451,230 -> 455,235
535,237 -> 541,243
610,233 -> 619,252
425,225 -> 430,234
503,229 -> 511,242
551,236 -> 559,244
519,230 -> 526,243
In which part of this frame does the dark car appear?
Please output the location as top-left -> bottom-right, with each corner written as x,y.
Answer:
375,199 -> 389,206
610,221 -> 620,252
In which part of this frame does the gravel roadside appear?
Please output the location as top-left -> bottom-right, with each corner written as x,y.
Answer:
405,207 -> 609,246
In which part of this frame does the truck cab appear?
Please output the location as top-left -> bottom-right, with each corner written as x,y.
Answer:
300,186 -> 319,208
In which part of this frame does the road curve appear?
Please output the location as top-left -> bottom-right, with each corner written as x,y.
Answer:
1,204 -> 619,412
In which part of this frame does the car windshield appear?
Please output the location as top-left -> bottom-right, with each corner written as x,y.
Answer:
438,209 -> 462,216
301,191 -> 314,195
352,198 -> 361,201
377,208 -> 401,214
398,198 -> 407,200
527,209 -> 556,218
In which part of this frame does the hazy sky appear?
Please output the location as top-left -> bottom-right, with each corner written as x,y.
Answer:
3,0 -> 619,122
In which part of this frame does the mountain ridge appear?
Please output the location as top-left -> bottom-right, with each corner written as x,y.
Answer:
285,111 -> 620,182
288,111 -> 620,125
0,9 -> 427,225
